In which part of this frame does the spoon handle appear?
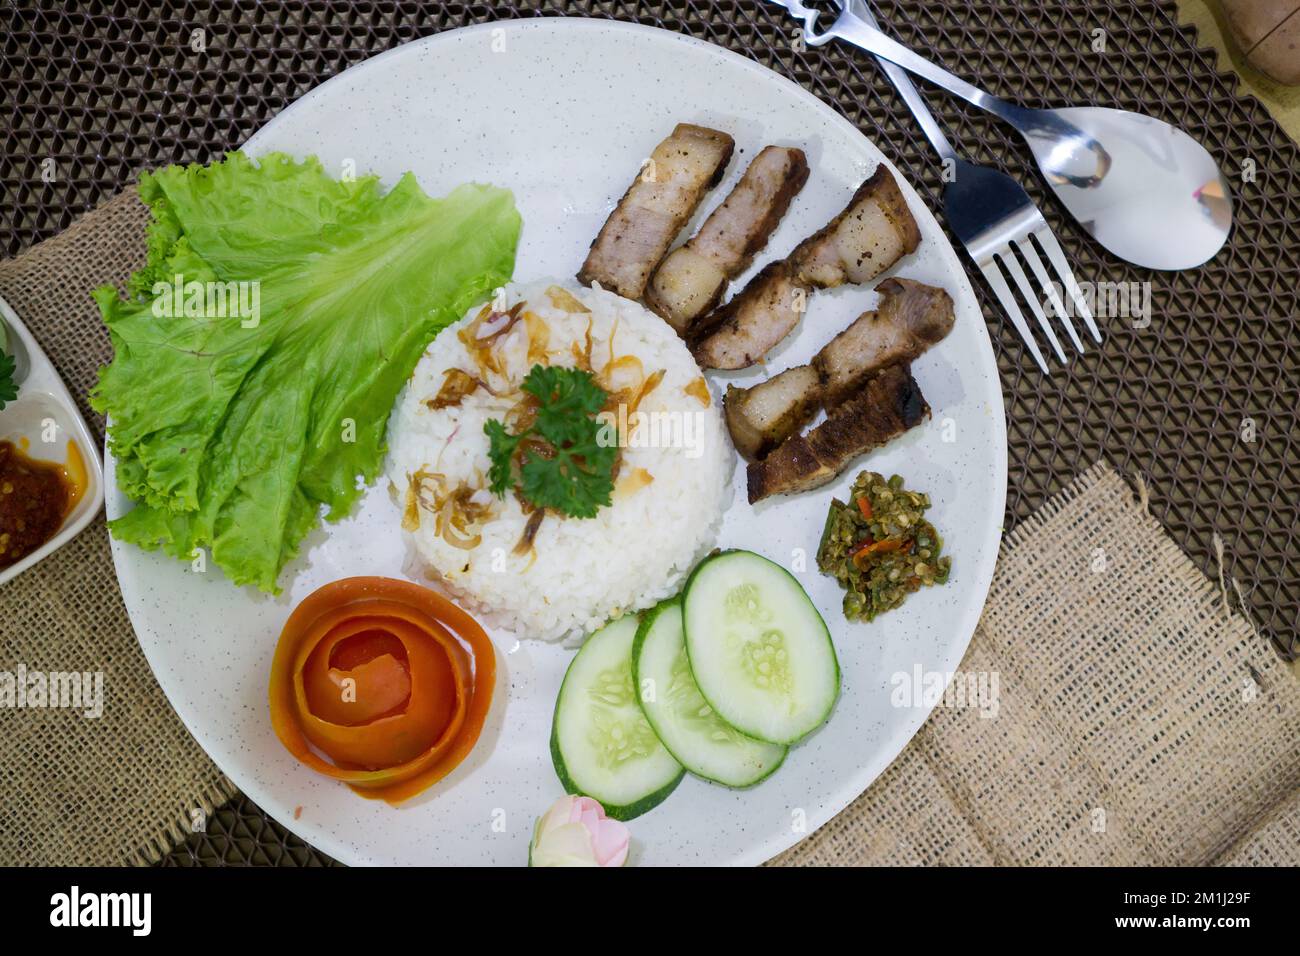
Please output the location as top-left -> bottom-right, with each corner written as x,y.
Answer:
812,3 -> 1031,128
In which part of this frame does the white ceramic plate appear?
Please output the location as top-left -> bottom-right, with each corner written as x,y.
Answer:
108,18 -> 1006,866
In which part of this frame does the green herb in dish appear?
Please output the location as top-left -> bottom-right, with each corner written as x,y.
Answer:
486,364 -> 618,519
816,471 -> 950,622
92,151 -> 521,592
0,349 -> 16,411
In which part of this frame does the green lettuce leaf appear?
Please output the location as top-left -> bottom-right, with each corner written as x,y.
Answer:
93,151 -> 521,592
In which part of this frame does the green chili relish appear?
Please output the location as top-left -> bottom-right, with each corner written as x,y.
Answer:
816,471 -> 951,622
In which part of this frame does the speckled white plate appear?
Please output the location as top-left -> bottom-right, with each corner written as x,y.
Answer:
107,18 -> 1006,866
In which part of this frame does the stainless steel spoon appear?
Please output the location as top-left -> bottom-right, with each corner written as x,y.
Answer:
777,0 -> 1233,270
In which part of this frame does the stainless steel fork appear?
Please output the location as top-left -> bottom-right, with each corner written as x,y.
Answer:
853,0 -> 1100,372
780,0 -> 1102,372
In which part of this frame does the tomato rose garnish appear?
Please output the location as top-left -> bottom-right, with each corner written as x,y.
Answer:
269,576 -> 496,804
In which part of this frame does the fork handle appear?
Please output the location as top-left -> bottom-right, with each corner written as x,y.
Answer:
853,4 -> 957,162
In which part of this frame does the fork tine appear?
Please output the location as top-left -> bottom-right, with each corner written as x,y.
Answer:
1015,235 -> 1084,353
979,257 -> 1049,374
1034,227 -> 1102,344
999,247 -> 1067,363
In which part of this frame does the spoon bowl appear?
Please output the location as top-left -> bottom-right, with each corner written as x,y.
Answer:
1021,106 -> 1232,270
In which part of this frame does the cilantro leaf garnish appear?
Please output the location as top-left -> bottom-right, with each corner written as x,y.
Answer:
0,348 -> 17,411
486,364 -> 617,519
485,419 -> 523,494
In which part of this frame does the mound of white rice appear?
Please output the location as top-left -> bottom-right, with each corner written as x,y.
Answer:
385,279 -> 730,642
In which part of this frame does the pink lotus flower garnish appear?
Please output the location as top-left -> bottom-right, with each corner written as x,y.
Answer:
529,795 -> 630,867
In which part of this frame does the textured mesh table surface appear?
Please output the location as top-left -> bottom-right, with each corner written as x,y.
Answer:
2,0 -> 1296,867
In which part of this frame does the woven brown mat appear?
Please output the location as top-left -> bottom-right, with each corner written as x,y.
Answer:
773,462 -> 1300,866
1,0 -> 1297,865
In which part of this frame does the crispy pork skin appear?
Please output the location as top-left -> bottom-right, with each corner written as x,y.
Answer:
746,365 -> 929,503
646,146 -> 809,332
723,364 -> 822,461
577,123 -> 735,300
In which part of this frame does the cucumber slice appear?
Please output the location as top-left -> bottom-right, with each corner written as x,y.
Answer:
633,599 -> 787,787
683,550 -> 839,745
551,615 -> 684,820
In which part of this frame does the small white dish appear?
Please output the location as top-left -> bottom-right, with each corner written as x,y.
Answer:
0,293 -> 105,585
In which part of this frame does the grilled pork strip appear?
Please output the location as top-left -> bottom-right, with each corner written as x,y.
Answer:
722,279 -> 953,461
724,364 -> 822,462
746,364 -> 929,503
646,146 -> 809,333
813,277 -> 954,408
788,165 -> 921,289
577,123 -> 735,300
692,166 -> 922,370
688,260 -> 804,370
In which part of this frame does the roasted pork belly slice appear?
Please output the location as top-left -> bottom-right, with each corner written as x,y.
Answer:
723,364 -> 822,462
746,365 -> 929,503
692,166 -> 921,370
789,166 -> 921,289
688,260 -> 804,370
812,278 -> 954,408
720,278 -> 952,459
646,146 -> 809,332
577,123 -> 735,300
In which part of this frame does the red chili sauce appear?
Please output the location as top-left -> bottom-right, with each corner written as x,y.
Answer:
0,439 -> 79,568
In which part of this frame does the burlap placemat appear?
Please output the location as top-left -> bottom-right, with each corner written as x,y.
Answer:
775,462 -> 1300,866
0,189 -> 236,867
